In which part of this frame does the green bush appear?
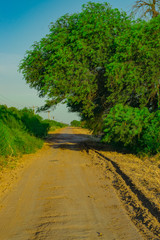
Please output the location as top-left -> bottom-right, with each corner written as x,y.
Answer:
0,105 -> 67,160
43,119 -> 67,131
70,120 -> 81,127
0,106 -> 50,138
139,111 -> 160,154
101,104 -> 160,154
0,105 -> 45,158
0,120 -> 43,157
0,121 -> 13,156
20,108 -> 49,138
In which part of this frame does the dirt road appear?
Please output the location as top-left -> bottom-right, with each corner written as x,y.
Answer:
0,127 -> 143,240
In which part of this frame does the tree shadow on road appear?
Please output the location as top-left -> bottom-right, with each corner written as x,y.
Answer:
45,132 -> 92,151
45,131 -> 130,154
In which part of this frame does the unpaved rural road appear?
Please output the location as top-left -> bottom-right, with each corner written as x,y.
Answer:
0,127 -> 143,240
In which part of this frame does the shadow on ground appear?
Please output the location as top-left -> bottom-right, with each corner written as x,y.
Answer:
45,131 -> 130,154
46,132 -> 92,151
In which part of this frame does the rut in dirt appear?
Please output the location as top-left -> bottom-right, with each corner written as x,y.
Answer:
0,127 -> 143,240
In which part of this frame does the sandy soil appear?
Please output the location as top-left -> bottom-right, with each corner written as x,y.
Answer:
0,127 -> 143,240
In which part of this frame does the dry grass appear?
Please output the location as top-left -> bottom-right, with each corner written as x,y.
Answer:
75,127 -> 160,214
100,151 -> 160,212
84,145 -> 160,238
73,128 -> 160,238
69,127 -> 160,214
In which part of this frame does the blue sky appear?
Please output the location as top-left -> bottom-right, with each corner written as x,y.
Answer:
0,0 -> 135,123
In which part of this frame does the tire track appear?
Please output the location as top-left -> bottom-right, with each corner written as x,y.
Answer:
83,143 -> 160,239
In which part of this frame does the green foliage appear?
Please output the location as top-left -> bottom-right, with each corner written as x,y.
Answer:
19,2 -> 160,138
101,104 -> 160,154
0,119 -> 43,158
0,105 -> 49,138
0,105 -> 46,158
106,15 -> 160,111
139,110 -> 160,154
19,2 -> 131,124
0,105 -> 67,160
43,119 -> 67,131
70,120 -> 81,127
20,108 -> 49,137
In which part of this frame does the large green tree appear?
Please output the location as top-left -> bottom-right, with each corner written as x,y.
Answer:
19,2 -> 160,132
19,2 -> 131,131
106,15 -> 160,111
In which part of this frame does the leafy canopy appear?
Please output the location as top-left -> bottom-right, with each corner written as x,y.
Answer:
19,2 -> 160,132
19,2 -> 130,121
102,104 -> 160,154
106,15 -> 160,111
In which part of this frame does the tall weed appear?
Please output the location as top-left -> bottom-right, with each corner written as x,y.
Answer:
0,105 -> 45,158
0,120 -> 43,157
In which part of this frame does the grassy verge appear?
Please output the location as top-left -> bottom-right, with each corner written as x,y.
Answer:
0,119 -> 43,170
0,105 -> 67,170
43,119 -> 68,132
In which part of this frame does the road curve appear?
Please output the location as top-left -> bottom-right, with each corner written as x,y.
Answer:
0,127 -> 143,240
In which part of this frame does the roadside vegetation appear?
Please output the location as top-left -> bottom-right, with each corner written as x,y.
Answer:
101,104 -> 160,155
70,120 -> 81,127
43,119 -> 67,132
19,1 -> 160,156
73,127 -> 160,238
70,120 -> 89,129
1,1 -> 159,236
0,105 -> 66,169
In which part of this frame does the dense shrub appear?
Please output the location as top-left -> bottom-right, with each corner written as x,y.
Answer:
0,105 -> 46,158
0,105 -> 67,159
0,119 -> 43,157
70,120 -> 81,127
0,106 -> 50,138
43,119 -> 67,131
101,104 -> 160,154
20,108 -> 49,137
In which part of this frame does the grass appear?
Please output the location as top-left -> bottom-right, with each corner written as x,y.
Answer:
0,120 -> 43,158
0,105 -> 68,171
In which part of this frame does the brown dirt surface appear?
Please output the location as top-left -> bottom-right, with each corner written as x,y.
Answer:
0,127 -> 157,239
80,132 -> 160,239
